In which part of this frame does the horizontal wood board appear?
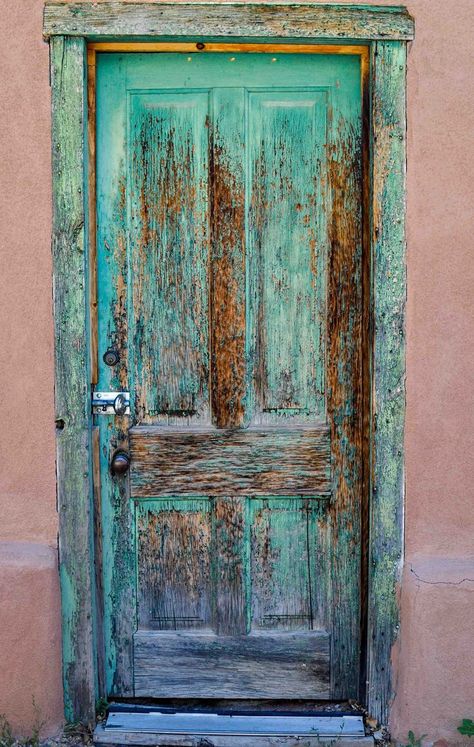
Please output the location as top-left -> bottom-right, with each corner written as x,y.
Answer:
43,3 -> 414,40
134,631 -> 330,698
103,711 -> 365,736
95,723 -> 374,747
130,426 -> 331,496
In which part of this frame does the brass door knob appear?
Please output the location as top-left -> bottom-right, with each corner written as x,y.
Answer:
111,450 -> 130,476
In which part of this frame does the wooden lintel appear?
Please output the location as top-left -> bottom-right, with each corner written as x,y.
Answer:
43,3 -> 414,41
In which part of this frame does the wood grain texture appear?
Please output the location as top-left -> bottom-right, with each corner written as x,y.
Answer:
50,35 -> 96,724
136,499 -> 212,631
367,41 -> 406,725
134,631 -> 330,698
94,723 -> 374,747
213,497 -> 247,635
250,498 -> 325,632
89,42 -> 369,55
324,55 -> 364,699
129,89 -> 210,421
130,426 -> 331,496
96,53 -> 136,697
210,88 -> 246,427
247,89 -> 327,419
43,3 -> 415,41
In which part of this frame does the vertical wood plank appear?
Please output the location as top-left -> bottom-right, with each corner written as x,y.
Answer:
210,88 -> 246,428
213,497 -> 247,635
367,40 -> 407,725
95,53 -> 135,696
325,57 -> 364,699
92,426 -> 105,697
50,35 -> 96,724
87,48 -> 98,385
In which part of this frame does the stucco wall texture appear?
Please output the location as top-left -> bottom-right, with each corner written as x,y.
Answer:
0,1 -> 473,744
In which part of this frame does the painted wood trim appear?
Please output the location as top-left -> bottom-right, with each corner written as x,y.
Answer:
50,35 -> 96,724
88,42 -> 369,55
367,40 -> 407,724
43,3 -> 414,41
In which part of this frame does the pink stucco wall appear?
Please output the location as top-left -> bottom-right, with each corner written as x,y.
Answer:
0,1 -> 473,743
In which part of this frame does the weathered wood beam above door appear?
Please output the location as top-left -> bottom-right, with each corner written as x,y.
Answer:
43,3 -> 414,41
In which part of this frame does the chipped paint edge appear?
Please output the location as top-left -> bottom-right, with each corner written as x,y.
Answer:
50,36 -> 97,724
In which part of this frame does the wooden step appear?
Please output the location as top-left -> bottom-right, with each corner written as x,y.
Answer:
94,710 -> 374,747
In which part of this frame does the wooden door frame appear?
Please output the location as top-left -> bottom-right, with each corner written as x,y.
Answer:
44,1 -> 414,728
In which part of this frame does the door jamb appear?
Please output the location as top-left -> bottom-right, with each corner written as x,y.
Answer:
45,2 -> 413,728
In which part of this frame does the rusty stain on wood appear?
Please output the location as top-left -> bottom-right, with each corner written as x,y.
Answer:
210,104 -> 246,428
130,94 -> 210,421
87,48 -> 98,384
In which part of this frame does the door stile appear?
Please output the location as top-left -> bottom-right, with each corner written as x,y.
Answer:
209,87 -> 246,429
209,87 -> 248,637
324,61 -> 365,698
50,35 -> 96,723
95,53 -> 135,697
367,40 -> 407,723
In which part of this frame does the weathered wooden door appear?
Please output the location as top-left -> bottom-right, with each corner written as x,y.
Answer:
96,50 -> 364,702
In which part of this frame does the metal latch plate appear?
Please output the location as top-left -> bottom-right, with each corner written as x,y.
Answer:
92,391 -> 130,415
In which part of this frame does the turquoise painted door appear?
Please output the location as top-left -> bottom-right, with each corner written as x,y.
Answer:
96,51 -> 364,701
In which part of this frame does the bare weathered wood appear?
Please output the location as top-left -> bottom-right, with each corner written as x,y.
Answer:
250,498 -> 325,632
213,497 -> 247,635
366,41 -> 407,725
136,499 -> 212,631
130,426 -> 331,496
94,723 -> 374,747
43,3 -> 414,41
134,631 -> 330,698
50,35 -> 96,724
322,53 -> 365,700
210,88 -> 246,427
92,427 -> 105,697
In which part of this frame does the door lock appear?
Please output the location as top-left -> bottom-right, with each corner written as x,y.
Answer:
110,450 -> 131,476
92,391 -> 130,415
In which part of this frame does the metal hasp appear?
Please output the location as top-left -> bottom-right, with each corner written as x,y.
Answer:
92,391 -> 130,415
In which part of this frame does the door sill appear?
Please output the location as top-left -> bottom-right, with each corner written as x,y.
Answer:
95,707 -> 374,746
